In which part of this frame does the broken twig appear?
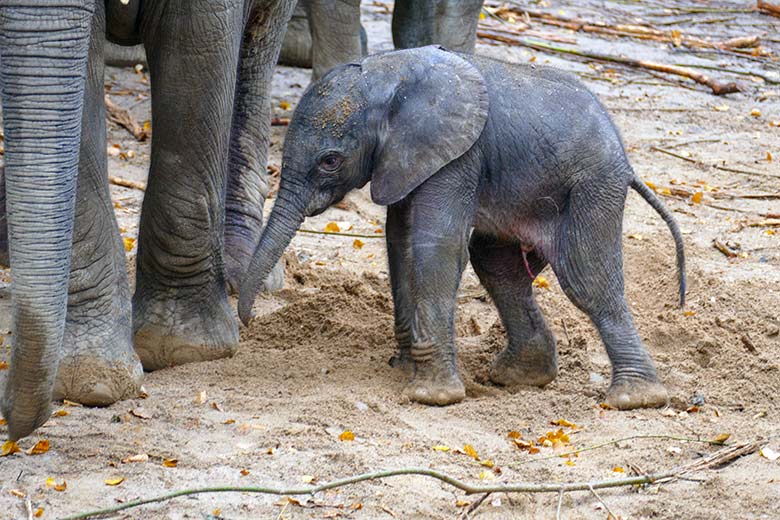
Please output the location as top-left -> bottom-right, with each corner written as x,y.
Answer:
475,32 -> 740,95
104,96 -> 148,141
108,176 -> 146,192
61,439 -> 763,520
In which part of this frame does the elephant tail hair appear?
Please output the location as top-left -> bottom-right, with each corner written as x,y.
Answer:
630,176 -> 686,308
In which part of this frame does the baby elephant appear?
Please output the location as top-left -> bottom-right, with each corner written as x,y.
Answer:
239,46 -> 685,410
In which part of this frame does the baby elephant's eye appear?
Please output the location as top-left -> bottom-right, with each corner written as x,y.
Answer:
319,153 -> 343,172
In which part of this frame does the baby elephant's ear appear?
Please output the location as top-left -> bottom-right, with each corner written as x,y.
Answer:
362,46 -> 489,206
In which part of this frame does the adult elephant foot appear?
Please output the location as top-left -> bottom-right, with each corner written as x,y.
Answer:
606,377 -> 669,410
489,335 -> 558,387
132,286 -> 239,371
54,322 -> 143,405
403,359 -> 466,406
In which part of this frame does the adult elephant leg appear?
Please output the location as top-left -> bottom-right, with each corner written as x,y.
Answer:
0,2 -> 94,440
55,4 -> 143,405
468,233 -> 557,387
224,0 -> 296,295
392,0 -> 483,52
0,166 -> 7,267
132,2 -> 243,371
277,1 -> 311,68
305,0 -> 363,80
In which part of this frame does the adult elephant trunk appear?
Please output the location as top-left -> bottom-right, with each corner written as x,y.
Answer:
0,2 -> 95,440
238,183 -> 308,326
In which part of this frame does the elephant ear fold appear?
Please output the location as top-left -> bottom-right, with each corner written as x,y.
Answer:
361,46 -> 489,206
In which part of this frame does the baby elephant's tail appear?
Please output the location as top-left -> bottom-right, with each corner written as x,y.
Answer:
630,176 -> 687,307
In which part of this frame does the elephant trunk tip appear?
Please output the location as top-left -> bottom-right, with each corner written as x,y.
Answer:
237,287 -> 256,327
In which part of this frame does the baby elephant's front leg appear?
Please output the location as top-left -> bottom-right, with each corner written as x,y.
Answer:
404,224 -> 471,406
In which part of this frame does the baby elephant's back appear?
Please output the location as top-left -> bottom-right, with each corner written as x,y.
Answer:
465,54 -> 630,188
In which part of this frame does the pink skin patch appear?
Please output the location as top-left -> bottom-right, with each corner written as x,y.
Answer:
521,248 -> 535,279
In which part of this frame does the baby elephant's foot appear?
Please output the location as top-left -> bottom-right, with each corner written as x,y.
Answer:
489,335 -> 557,387
403,360 -> 465,406
606,377 -> 669,410
389,349 -> 414,377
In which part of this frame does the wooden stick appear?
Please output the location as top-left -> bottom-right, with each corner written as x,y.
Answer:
758,1 -> 780,17
650,146 -> 780,179
104,96 -> 148,141
59,439 -> 764,520
476,31 -> 740,95
108,175 -> 146,191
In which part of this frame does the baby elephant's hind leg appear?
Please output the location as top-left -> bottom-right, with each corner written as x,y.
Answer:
553,183 -> 668,410
469,233 -> 557,387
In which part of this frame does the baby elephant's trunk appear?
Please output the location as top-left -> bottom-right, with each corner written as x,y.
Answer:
238,186 -> 307,326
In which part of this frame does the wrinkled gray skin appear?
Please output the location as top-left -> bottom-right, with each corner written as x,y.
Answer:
239,46 -> 686,410
278,0 -> 483,80
0,0 -> 294,440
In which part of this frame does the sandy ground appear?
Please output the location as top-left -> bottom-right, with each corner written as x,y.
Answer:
1,1 -> 779,519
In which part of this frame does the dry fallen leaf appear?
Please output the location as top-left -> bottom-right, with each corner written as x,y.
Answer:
162,458 -> 178,468
0,360 -> 8,370
122,453 -> 149,463
240,469 -> 250,476
0,418 -> 6,426
52,409 -> 69,417
432,445 -> 450,452
551,418 -> 578,428
130,407 -> 151,419
45,477 -> 67,492
713,105 -> 730,112
683,310 -> 696,317
27,440 -> 50,455
8,489 -> 25,498
339,430 -> 355,441
564,460 -> 576,466
750,108 -> 762,117
193,391 -> 208,404
480,459 -> 495,468
456,499 -> 470,508
104,477 -> 124,486
613,467 -> 625,473
759,447 -> 780,461
353,239 -> 365,250
213,509 -> 222,517
123,237 -> 136,252
691,191 -> 703,204
532,275 -> 550,290
462,444 -> 480,461
1,440 -> 20,457
627,233 -> 644,241
279,100 -> 291,110
712,433 -> 731,445
62,399 -> 83,407
478,470 -> 495,481
300,475 -> 316,484
324,222 -> 341,233
223,418 -> 236,425
767,152 -> 773,162
34,507 -> 43,518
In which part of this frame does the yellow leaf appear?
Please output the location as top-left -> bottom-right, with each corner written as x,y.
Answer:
479,12 -> 486,20
27,439 -> 50,455
462,444 -> 480,461
480,459 -> 495,468
45,478 -> 67,492
0,361 -> 8,370
374,227 -> 384,234
507,431 -> 522,439
34,507 -> 44,518
143,120 -> 152,132
766,229 -> 776,236
123,237 -> 136,252
691,191 -> 703,204
750,108 -> 761,117
324,222 -> 341,233
62,399 -> 83,407
53,410 -> 69,417
456,499 -> 470,508
240,469 -> 250,476
162,458 -> 178,467
0,418 -> 6,426
339,430 -> 355,441
767,152 -> 773,162
9,489 -> 25,498
551,418 -> 578,428
684,310 -> 696,317
478,470 -> 495,481
712,433 -> 731,445
627,233 -> 644,241
613,466 -> 624,473
565,460 -> 576,466
104,477 -> 124,486
223,418 -> 236,424
660,187 -> 672,196
279,101 -> 291,110
432,445 -> 450,452
353,239 -> 365,250
532,275 -> 550,289
350,502 -> 363,510
213,509 -> 222,517
1,440 -> 20,457
645,181 -> 657,190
